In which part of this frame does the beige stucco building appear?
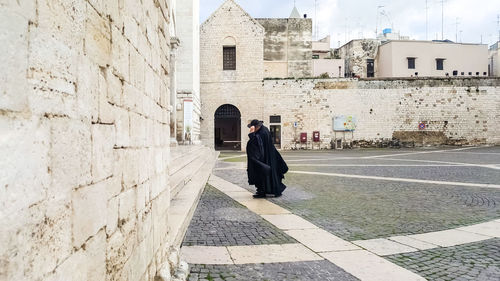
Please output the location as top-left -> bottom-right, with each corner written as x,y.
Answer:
376,40 -> 489,78
312,36 -> 344,78
489,42 -> 500,77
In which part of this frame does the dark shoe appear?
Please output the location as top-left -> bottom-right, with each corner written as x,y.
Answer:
253,193 -> 266,199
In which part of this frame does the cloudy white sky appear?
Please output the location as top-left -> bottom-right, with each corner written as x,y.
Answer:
200,0 -> 500,47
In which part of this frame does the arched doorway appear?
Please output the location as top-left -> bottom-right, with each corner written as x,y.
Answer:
214,104 -> 241,150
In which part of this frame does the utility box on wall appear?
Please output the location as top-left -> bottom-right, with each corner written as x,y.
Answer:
300,133 -> 307,143
313,131 -> 320,142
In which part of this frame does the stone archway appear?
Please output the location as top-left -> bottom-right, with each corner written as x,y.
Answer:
214,104 -> 241,151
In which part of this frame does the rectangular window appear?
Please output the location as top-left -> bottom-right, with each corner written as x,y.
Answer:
312,54 -> 320,59
407,58 -> 416,69
223,46 -> 236,70
436,59 -> 444,70
270,115 -> 281,124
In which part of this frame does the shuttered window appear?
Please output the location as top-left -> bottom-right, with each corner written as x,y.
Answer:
223,46 -> 236,70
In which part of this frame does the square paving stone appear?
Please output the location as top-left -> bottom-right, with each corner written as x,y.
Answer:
408,229 -> 491,247
388,236 -> 439,250
181,246 -> 233,265
321,250 -> 426,281
262,214 -> 318,230
285,228 -> 360,252
227,243 -> 323,264
353,238 -> 419,256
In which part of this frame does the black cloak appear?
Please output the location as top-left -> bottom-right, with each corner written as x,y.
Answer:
246,125 -> 288,196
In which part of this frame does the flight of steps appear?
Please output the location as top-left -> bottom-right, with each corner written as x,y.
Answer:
167,145 -> 218,249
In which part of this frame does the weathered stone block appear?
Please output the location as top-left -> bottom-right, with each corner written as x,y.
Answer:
0,116 -> 49,216
0,9 -> 29,112
50,118 -> 92,197
85,2 -> 112,67
106,195 -> 119,236
91,124 -> 116,181
118,187 -> 136,221
72,181 -> 109,247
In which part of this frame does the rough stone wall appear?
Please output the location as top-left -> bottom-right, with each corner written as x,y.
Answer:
256,18 -> 313,78
200,0 -> 265,148
1,0 -> 176,280
262,78 -> 500,149
338,39 -> 379,78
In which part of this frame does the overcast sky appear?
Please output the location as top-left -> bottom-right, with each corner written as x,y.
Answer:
200,0 -> 500,47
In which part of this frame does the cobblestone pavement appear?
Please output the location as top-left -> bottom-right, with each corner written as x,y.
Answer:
182,185 -> 296,246
188,261 -> 360,281
386,238 -> 500,281
214,147 -> 500,241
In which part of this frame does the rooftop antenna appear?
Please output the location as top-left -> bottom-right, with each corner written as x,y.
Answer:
440,0 -> 446,40
455,17 -> 460,43
425,0 -> 429,40
314,0 -> 318,40
497,14 -> 500,42
375,5 -> 385,37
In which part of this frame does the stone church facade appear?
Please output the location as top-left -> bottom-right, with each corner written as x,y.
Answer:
201,0 -> 500,151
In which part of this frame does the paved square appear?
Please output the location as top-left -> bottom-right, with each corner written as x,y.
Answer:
184,146 -> 500,280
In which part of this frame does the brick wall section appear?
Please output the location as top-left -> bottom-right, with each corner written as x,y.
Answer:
1,0 -> 174,280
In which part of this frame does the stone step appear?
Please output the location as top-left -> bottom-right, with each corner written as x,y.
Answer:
169,148 -> 210,199
169,145 -> 205,166
167,149 -> 219,249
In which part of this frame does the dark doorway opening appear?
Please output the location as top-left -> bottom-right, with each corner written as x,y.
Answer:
270,125 -> 282,148
367,59 -> 375,77
214,104 -> 241,151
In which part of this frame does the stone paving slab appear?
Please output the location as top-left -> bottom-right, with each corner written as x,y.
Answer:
181,246 -> 233,265
352,238 -> 418,256
188,261 -> 360,281
457,221 -> 500,238
408,229 -> 491,247
227,244 -> 323,265
387,238 -> 500,281
238,200 -> 292,215
261,214 -> 319,230
321,250 -> 426,281
388,236 -> 439,251
285,228 -> 361,253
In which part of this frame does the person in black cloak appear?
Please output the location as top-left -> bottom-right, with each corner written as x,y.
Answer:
246,120 -> 288,198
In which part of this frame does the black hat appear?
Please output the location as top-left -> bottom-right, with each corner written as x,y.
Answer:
247,119 -> 263,128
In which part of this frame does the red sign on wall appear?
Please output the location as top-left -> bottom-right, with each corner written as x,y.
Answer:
300,133 -> 307,143
313,131 -> 320,142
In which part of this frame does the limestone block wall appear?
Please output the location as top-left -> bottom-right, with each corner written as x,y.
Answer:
262,78 -> 500,149
1,0 -> 175,280
200,0 -> 265,148
257,18 -> 313,78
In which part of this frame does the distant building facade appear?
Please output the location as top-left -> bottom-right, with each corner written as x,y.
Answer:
376,41 -> 489,78
176,0 -> 201,144
312,36 -> 344,78
489,42 -> 500,77
337,39 -> 380,78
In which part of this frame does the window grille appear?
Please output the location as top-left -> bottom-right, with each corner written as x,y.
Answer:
223,46 -> 236,70
270,116 -> 281,123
